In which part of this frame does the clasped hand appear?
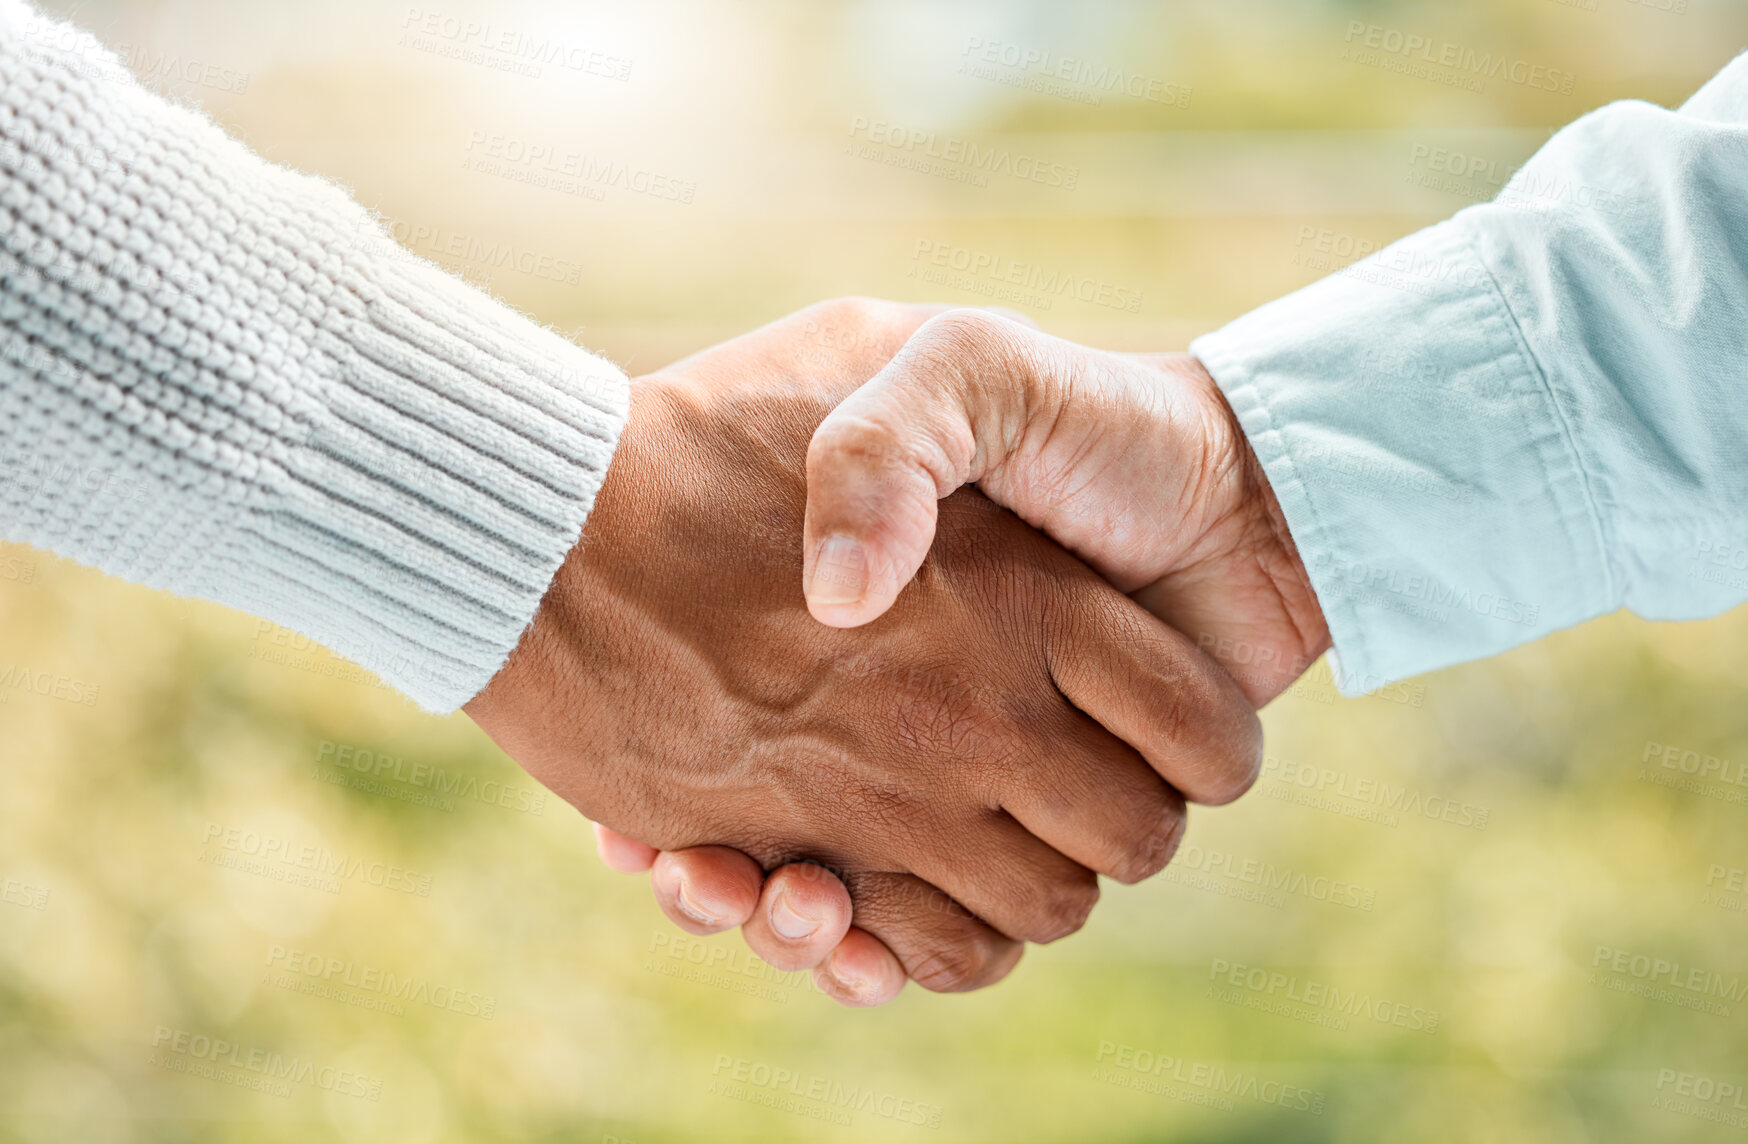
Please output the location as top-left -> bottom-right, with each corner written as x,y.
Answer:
465,299 -> 1330,1005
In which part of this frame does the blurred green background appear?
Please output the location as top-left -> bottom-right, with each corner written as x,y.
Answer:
4,0 -> 1748,1141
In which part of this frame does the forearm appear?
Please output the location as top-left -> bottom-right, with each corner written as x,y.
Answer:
1193,54 -> 1748,693
0,0 -> 629,710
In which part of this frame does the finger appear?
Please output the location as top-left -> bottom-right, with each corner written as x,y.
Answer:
904,814 -> 1100,945
593,823 -> 658,873
649,847 -> 763,936
979,305 -> 1040,329
813,927 -> 907,1007
740,862 -> 854,972
739,297 -> 964,388
786,297 -> 961,370
651,298 -> 957,395
998,722 -> 1188,885
803,308 -> 1049,627
837,870 -> 1023,994
1046,581 -> 1264,806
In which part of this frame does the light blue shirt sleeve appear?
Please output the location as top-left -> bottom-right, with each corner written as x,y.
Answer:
1190,54 -> 1748,696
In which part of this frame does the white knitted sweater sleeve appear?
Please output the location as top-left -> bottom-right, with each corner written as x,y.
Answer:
0,3 -> 631,712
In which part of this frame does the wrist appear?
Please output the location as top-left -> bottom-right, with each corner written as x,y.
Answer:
464,382 -> 661,785
1238,412 -> 1333,674
1161,353 -> 1331,703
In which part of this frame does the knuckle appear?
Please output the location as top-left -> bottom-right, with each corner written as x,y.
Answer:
807,412 -> 896,476
1113,804 -> 1186,885
1197,705 -> 1266,806
1107,618 -> 1267,808
809,296 -> 878,329
1029,875 -> 1099,944
790,297 -> 885,356
913,308 -> 1012,367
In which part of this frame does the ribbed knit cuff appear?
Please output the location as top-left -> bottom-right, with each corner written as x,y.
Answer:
201,239 -> 631,712
0,2 -> 629,711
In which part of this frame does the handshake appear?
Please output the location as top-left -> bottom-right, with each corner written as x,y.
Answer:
464,298 -> 1332,1006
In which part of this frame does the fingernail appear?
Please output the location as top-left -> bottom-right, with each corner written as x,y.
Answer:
808,536 -> 867,605
770,891 -> 822,940
824,951 -> 871,998
674,879 -> 724,927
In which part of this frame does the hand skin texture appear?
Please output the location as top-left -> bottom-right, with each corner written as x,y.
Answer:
804,309 -> 1330,704
615,310 -> 1334,1005
601,309 -> 1335,1007
465,300 -> 1263,1002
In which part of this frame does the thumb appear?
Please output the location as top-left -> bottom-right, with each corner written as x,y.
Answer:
802,309 -> 1047,627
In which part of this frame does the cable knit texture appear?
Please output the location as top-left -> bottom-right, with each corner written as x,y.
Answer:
0,1 -> 630,711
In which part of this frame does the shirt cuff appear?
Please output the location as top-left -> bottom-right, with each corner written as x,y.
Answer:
1190,218 -> 1613,695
